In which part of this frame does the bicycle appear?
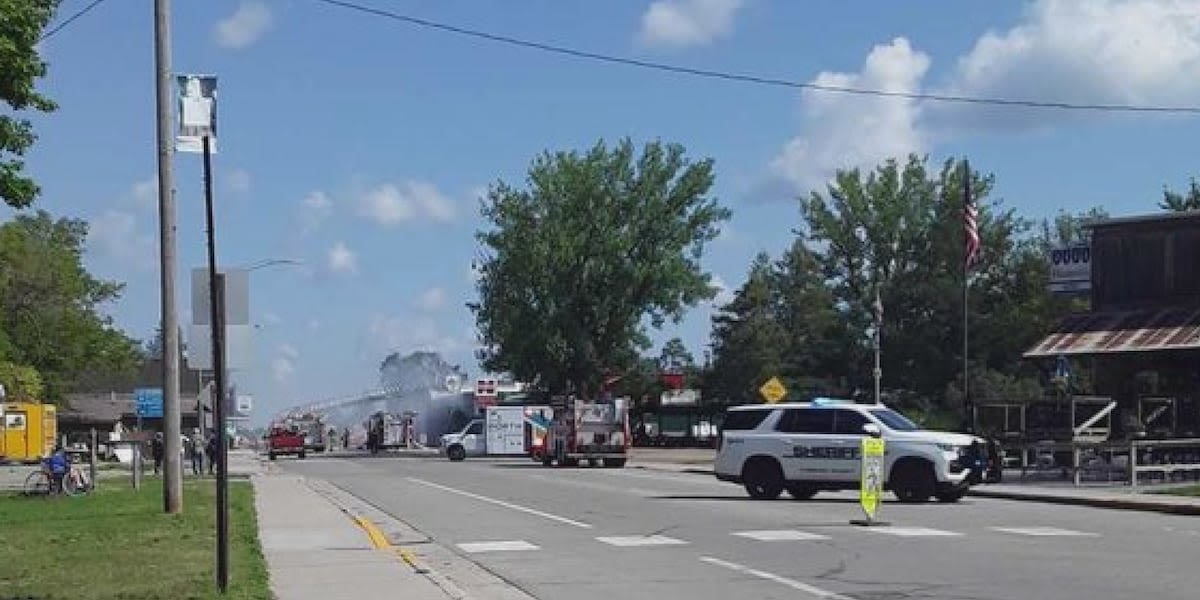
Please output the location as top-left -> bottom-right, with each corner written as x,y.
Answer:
21,461 -> 91,497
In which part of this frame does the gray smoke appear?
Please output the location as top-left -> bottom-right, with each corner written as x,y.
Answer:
320,351 -> 476,446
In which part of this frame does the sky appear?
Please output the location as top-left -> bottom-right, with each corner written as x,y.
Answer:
8,0 -> 1200,422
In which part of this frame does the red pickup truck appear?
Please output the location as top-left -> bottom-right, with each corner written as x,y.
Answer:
266,426 -> 307,460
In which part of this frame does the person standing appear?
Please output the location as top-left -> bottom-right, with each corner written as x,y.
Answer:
188,428 -> 205,475
150,432 -> 165,475
204,430 -> 218,476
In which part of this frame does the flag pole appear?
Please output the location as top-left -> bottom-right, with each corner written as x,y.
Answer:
962,159 -> 974,433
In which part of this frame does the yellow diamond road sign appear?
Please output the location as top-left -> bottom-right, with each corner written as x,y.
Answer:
759,377 -> 787,404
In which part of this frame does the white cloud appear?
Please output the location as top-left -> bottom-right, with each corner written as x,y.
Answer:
710,274 -> 736,307
357,181 -> 456,227
263,312 -> 283,325
225,168 -> 251,194
88,210 -> 157,270
215,1 -> 273,50
416,287 -> 449,312
768,0 -> 1200,196
327,241 -> 358,275
130,178 -> 157,210
300,191 -> 333,233
271,344 -> 298,383
271,356 -> 294,383
367,314 -> 461,356
933,0 -> 1200,132
638,0 -> 745,49
770,37 -> 930,194
307,318 -> 321,331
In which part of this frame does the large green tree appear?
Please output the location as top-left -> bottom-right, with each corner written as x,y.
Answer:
0,0 -> 59,208
471,139 -> 730,398
0,211 -> 142,400
706,254 -> 788,406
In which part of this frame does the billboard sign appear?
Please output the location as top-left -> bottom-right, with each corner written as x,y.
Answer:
1049,244 -> 1091,293
660,389 -> 700,406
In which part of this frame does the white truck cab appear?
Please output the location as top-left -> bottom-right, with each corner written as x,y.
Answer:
441,419 -> 485,461
713,398 -> 989,503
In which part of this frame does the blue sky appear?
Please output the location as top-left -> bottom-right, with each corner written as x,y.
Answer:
9,0 -> 1200,421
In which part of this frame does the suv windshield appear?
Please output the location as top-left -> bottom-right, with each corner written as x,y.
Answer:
868,408 -> 920,431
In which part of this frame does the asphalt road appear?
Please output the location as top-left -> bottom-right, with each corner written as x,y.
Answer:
282,455 -> 1200,600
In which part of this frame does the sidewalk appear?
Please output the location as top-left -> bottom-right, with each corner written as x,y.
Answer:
252,473 -> 450,600
628,449 -> 1200,516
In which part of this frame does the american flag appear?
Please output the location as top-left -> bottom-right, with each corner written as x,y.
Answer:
963,162 -> 980,270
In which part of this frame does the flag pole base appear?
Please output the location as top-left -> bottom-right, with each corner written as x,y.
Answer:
850,518 -> 890,527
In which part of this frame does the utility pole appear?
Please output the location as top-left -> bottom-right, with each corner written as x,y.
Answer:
155,0 -> 183,514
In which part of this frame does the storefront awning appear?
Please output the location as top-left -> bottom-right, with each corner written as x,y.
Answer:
1024,307 -> 1200,358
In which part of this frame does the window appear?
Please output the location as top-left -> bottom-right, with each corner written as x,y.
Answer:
833,410 -> 870,435
466,422 -> 484,435
776,409 -> 834,434
720,409 -> 772,431
868,408 -> 919,431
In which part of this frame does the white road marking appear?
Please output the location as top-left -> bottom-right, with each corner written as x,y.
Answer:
406,477 -> 593,529
700,556 -> 855,599
991,527 -> 1099,537
595,534 -> 689,547
865,526 -> 964,537
733,529 -> 831,542
457,540 -> 540,553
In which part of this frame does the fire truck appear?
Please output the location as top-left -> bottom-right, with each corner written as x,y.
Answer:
535,396 -> 631,468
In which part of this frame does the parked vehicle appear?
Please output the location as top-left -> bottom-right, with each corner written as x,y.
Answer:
266,425 -> 306,460
441,405 -> 552,461
713,398 -> 990,503
538,397 -> 630,468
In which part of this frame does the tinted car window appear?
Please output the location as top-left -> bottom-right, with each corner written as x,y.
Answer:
467,422 -> 484,435
776,409 -> 834,434
721,409 -> 773,431
833,409 -> 870,434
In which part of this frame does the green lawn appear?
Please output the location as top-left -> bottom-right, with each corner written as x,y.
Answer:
0,478 -> 271,600
1151,484 -> 1200,497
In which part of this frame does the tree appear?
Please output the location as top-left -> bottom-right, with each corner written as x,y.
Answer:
0,360 -> 42,400
658,337 -> 694,369
471,139 -> 730,398
1160,178 -> 1200,212
0,1 -> 59,208
707,254 -> 787,405
799,155 -> 941,394
0,211 -> 142,400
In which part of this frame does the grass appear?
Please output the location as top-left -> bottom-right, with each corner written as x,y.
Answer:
0,478 -> 271,600
1150,484 -> 1200,497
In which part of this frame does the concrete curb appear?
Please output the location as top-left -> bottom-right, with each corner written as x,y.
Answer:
967,488 -> 1200,516
632,461 -> 1200,515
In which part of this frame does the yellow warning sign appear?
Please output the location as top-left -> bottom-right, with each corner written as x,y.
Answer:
860,437 -> 885,521
758,377 -> 787,404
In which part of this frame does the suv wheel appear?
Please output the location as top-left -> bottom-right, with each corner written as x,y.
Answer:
447,445 -> 466,461
786,484 -> 819,500
742,458 -> 784,500
892,460 -> 934,503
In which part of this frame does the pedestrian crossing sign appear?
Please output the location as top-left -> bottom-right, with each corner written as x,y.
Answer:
860,437 -> 885,521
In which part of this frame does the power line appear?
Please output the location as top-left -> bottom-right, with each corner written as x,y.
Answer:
41,0 -> 110,41
311,0 -> 1200,115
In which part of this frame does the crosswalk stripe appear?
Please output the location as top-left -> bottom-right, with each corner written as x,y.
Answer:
991,527 -> 1099,537
595,535 -> 688,547
733,530 -> 831,541
863,526 -> 964,537
457,540 -> 540,553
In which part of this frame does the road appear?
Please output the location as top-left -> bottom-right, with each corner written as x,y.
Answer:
282,454 -> 1200,600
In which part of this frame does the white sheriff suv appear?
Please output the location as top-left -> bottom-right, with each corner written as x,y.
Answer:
714,398 -> 988,503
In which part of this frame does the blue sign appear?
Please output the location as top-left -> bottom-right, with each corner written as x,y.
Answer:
135,388 -> 164,418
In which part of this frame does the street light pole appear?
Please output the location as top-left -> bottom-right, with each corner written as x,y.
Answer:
873,287 -> 883,405
154,0 -> 183,514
